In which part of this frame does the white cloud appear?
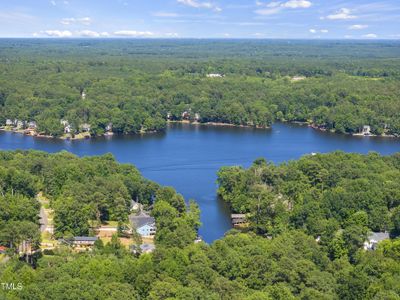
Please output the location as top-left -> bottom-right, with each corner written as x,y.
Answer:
77,30 -> 100,37
60,17 -> 92,25
256,0 -> 312,15
349,24 -> 368,30
177,0 -> 221,12
165,32 -> 179,37
282,0 -> 312,9
310,29 -> 328,34
43,30 -> 72,37
324,8 -> 357,20
363,33 -> 377,38
50,0 -> 56,6
153,12 -> 179,17
114,30 -> 154,37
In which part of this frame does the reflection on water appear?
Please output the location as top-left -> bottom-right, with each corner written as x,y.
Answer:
1,122 -> 399,242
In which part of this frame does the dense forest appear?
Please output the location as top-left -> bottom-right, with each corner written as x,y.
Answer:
218,152 -> 400,259
1,39 -> 400,137
0,150 -> 199,250
0,151 -> 399,299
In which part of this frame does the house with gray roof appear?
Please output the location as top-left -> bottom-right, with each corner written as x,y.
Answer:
130,212 -> 156,237
364,232 -> 390,251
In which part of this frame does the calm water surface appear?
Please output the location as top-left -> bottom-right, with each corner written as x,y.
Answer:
1,123 -> 399,242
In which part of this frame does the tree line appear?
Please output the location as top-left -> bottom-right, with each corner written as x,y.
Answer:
0,40 -> 400,137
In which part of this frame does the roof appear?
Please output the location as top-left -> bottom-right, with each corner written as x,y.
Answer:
130,213 -> 155,229
140,244 -> 156,252
231,214 -> 246,219
73,236 -> 98,242
368,232 -> 390,242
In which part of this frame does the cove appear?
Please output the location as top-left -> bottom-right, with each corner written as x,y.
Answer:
1,122 -> 399,243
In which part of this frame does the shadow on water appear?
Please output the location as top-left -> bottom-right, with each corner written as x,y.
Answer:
1,122 -> 399,243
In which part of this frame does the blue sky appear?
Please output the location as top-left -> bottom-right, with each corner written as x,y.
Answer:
0,0 -> 399,39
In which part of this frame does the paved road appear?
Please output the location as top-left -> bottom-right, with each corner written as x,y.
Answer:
39,206 -> 48,233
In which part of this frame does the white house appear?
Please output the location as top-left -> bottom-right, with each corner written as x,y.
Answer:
362,125 -> 371,136
105,123 -> 113,132
5,119 -> 13,126
364,232 -> 390,251
207,73 -> 224,78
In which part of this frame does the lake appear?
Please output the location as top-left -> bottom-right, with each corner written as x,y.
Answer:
1,122 -> 399,243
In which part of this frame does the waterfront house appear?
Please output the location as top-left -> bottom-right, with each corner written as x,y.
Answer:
231,214 -> 247,226
362,125 -> 371,136
16,120 -> 24,129
364,232 -> 389,250
5,119 -> 13,126
28,121 -> 37,129
182,111 -> 190,120
80,123 -> 91,132
106,123 -> 113,132
130,212 -> 156,237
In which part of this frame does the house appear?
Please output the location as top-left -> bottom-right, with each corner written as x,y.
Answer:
194,113 -> 201,122
5,119 -> 13,126
27,121 -> 37,129
72,236 -> 98,247
0,246 -> 8,254
60,120 -> 72,133
362,125 -> 371,136
130,200 -> 142,212
64,125 -> 72,134
80,123 -> 91,132
140,243 -> 155,254
130,212 -> 156,237
364,232 -> 390,250
207,73 -> 224,78
182,111 -> 190,120
16,120 -> 24,129
231,214 -> 247,227
105,123 -> 113,132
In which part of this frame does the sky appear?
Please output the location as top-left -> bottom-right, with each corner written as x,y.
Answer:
0,0 -> 399,39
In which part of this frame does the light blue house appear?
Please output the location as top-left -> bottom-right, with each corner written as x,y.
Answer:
130,212 -> 156,237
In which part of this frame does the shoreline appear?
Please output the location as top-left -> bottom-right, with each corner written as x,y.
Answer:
167,120 -> 269,129
307,123 -> 398,139
1,120 -> 399,141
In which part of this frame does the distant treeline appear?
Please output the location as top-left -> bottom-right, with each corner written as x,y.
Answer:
0,39 -> 400,136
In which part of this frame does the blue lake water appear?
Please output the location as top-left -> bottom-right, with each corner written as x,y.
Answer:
1,122 -> 399,242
